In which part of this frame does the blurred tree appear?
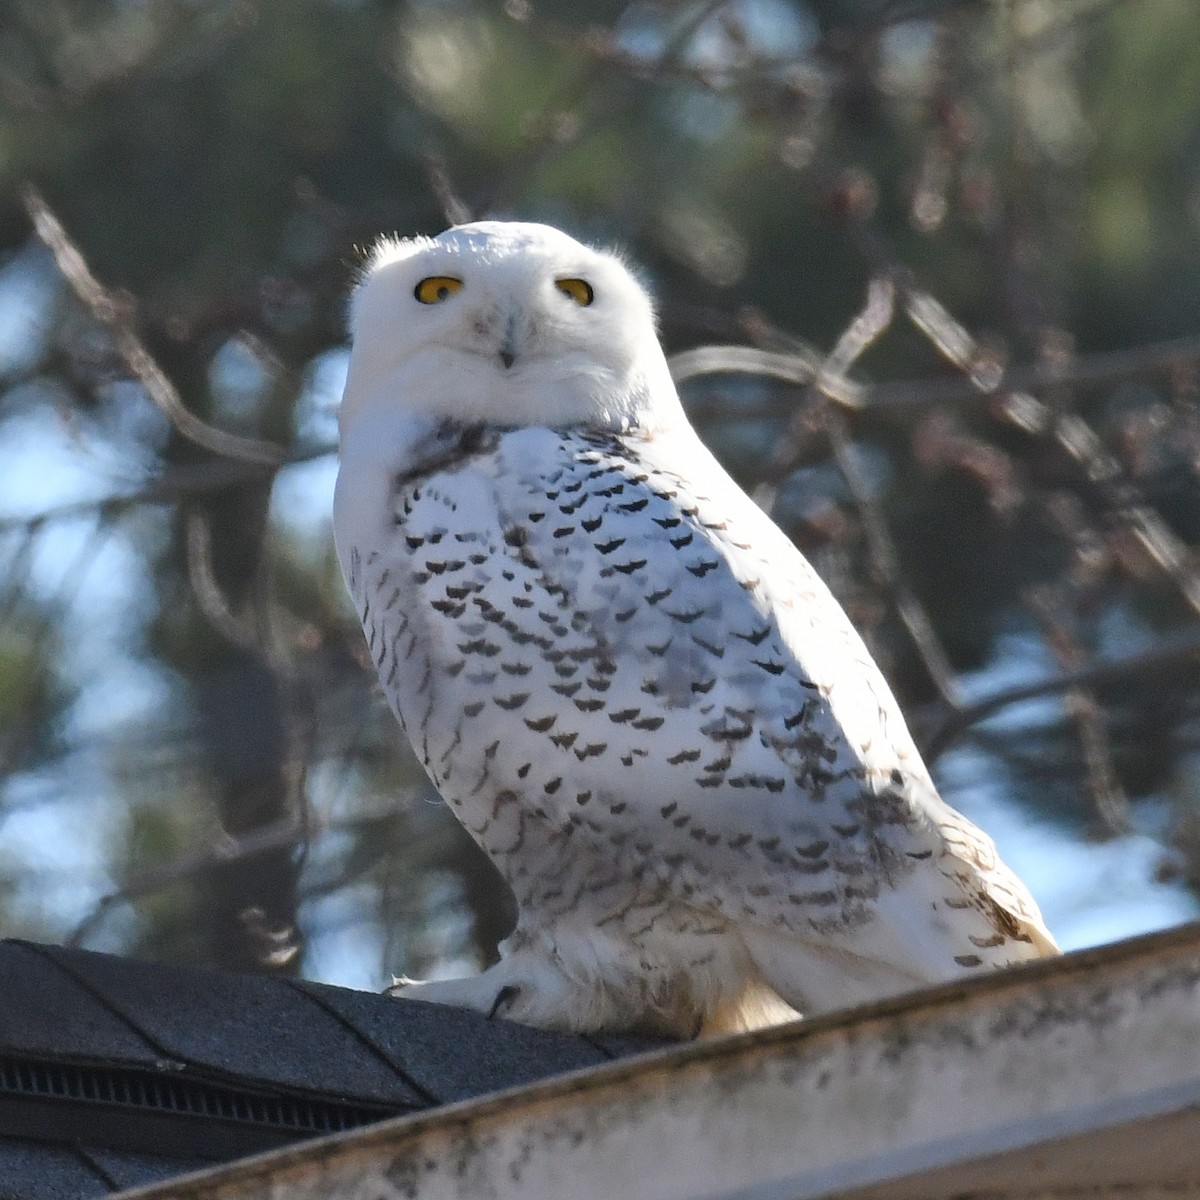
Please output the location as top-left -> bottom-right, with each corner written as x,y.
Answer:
1,0 -> 1199,987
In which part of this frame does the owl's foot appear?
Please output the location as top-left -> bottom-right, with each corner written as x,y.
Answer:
385,954 -> 579,1030
487,984 -> 521,1018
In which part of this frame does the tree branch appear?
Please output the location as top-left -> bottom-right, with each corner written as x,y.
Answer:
920,626 -> 1200,760
671,333 -> 1200,415
22,186 -> 288,467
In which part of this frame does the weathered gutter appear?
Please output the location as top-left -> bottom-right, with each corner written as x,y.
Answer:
118,922 -> 1200,1200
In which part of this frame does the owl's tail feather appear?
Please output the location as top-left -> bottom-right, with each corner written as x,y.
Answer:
1026,921 -> 1061,957
700,979 -> 800,1037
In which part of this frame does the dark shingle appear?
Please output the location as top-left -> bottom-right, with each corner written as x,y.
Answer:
18,943 -> 425,1107
0,1140 -> 109,1200
0,943 -> 160,1066
295,980 -> 616,1102
584,1032 -> 673,1058
0,942 -> 667,1199
78,1148 -> 213,1190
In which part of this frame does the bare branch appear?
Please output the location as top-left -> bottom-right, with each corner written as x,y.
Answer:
184,509 -> 261,652
673,333 -> 1200,415
868,334 -> 1200,412
921,626 -> 1200,760
66,814 -> 307,949
998,391 -> 1200,619
1023,585 -> 1130,834
823,277 -> 896,381
63,789 -> 439,950
678,279 -> 960,702
827,410 -> 962,707
22,186 -> 287,467
0,446 -> 335,535
423,155 -> 473,227
901,285 -> 1006,391
670,344 -> 861,406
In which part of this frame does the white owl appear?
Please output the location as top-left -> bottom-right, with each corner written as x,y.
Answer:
334,221 -> 1057,1038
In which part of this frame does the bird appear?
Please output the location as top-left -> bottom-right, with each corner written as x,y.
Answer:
333,220 -> 1058,1038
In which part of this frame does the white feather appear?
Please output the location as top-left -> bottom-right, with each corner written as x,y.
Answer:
335,221 -> 1057,1037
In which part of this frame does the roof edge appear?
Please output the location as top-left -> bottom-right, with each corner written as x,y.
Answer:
116,920 -> 1200,1200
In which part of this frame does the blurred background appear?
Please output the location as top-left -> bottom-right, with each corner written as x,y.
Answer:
2,0 -> 1200,991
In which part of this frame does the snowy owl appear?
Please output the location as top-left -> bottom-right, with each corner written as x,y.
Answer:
334,221 -> 1057,1038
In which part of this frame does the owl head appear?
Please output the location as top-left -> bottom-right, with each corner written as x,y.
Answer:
340,222 -> 681,433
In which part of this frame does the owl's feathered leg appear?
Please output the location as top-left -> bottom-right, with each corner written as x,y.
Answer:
388,925 -> 804,1037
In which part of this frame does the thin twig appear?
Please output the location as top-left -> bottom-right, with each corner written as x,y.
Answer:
184,499 -> 315,852
869,334 -> 1200,411
66,814 -> 307,948
0,445 -> 335,535
998,390 -> 1200,619
184,509 -> 260,652
1022,585 -> 1130,834
901,284 -> 1006,390
22,186 -> 287,466
823,277 -> 897,381
670,343 -> 855,402
476,0 -> 734,214
64,792 -> 432,949
423,155 -> 472,226
671,332 -> 1200,414
827,411 -> 962,706
697,278 -> 962,705
920,625 -> 1200,759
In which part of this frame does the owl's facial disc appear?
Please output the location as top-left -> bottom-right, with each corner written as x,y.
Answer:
412,265 -> 600,376
344,221 -> 682,430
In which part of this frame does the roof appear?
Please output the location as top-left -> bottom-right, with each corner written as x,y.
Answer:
109,921 -> 1200,1200
0,939 -> 663,1199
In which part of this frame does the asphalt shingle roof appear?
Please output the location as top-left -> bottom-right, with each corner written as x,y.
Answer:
0,940 -> 665,1199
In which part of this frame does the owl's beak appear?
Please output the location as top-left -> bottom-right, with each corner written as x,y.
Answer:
498,312 -> 519,370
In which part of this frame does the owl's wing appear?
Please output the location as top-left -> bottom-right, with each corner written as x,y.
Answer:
360,419 -> 1054,978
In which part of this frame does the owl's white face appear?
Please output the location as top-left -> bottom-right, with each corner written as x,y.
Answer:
340,221 -> 681,434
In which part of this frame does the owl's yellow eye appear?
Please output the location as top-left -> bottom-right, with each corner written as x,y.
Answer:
414,276 -> 463,304
555,277 -> 594,306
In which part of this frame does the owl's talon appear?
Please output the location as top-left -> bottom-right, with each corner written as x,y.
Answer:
488,984 -> 521,1019
385,974 -> 417,997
